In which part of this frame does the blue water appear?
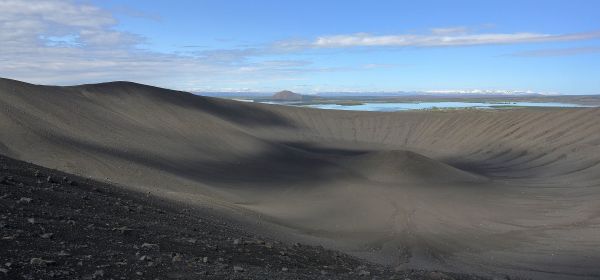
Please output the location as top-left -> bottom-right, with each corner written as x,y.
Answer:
296,102 -> 593,112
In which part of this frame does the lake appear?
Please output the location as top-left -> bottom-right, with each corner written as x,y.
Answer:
294,102 -> 594,112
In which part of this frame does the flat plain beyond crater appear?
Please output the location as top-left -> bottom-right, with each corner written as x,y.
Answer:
1,78 -> 600,279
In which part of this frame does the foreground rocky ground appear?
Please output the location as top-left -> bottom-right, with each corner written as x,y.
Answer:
0,154 -> 492,279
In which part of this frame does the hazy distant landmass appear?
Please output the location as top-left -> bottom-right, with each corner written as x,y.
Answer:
198,90 -> 546,98
199,90 -> 554,100
198,90 -> 600,107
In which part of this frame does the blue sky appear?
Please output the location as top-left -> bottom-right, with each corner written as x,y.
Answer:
1,0 -> 599,94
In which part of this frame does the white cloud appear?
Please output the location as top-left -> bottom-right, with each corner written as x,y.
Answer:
0,0 -> 317,90
510,46 -> 600,57
362,63 -> 399,69
312,30 -> 600,48
1,0 -> 598,91
0,0 -> 122,46
430,26 -> 469,35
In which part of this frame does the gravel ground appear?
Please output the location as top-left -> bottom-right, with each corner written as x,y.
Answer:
0,154 -> 493,280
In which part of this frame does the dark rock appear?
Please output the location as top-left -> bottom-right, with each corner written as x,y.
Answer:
139,255 -> 152,261
40,232 -> 54,239
171,253 -> 183,262
92,270 -> 104,279
112,226 -> 133,235
57,250 -> 71,256
141,243 -> 159,250
358,270 -> 371,276
18,197 -> 32,203
30,258 -> 56,266
429,271 -> 453,280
